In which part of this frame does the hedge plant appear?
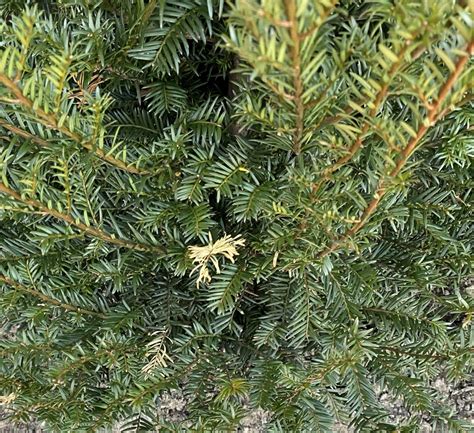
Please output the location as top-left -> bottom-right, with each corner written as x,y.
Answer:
0,0 -> 473,431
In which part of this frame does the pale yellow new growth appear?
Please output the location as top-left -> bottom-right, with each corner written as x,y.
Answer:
0,393 -> 16,405
188,233 -> 246,286
142,329 -> 172,376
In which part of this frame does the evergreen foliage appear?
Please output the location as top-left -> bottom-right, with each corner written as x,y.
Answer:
0,0 -> 472,431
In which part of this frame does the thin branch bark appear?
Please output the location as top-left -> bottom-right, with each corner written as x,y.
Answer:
0,182 -> 164,253
316,42 -> 473,259
287,357 -> 346,403
310,43 -> 410,194
284,0 -> 304,154
378,345 -> 474,361
0,274 -> 106,318
298,0 -> 339,40
0,73 -> 147,175
0,119 -> 49,146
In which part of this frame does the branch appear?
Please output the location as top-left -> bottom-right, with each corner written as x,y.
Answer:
378,345 -> 474,361
260,76 -> 295,102
0,182 -> 164,253
0,73 -> 147,175
310,43 -> 410,194
0,119 -> 49,147
364,306 -> 439,325
304,70 -> 341,111
287,357 -> 346,404
256,7 -> 291,28
316,42 -> 473,259
0,274 -> 106,318
309,27 -> 453,147
284,0 -> 304,154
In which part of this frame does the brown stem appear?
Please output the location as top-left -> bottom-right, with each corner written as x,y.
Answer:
0,182 -> 163,253
306,97 -> 363,132
0,274 -> 106,318
309,27 -> 453,147
316,42 -> 473,259
0,119 -> 49,146
298,0 -> 339,40
310,44 -> 410,195
378,346 -> 474,361
364,306 -> 437,325
284,0 -> 304,154
0,73 -> 147,175
287,357 -> 346,403
304,70 -> 341,110
261,77 -> 295,102
256,7 -> 292,28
